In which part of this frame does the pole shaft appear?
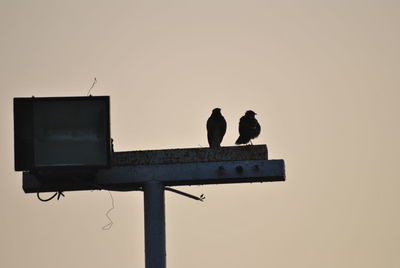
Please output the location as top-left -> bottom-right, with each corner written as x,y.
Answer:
144,181 -> 166,268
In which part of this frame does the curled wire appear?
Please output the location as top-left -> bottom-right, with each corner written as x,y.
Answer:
102,191 -> 115,230
37,191 -> 64,202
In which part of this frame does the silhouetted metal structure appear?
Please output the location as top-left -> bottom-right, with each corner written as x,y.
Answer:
14,96 -> 285,268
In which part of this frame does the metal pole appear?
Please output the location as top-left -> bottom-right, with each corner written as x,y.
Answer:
143,180 -> 166,268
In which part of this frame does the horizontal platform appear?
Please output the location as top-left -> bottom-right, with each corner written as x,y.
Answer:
22,145 -> 284,193
23,159 -> 285,193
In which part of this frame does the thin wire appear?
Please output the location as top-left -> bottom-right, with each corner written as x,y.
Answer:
102,191 -> 115,230
35,175 -> 117,230
87,77 -> 97,96
165,187 -> 205,202
48,176 -> 120,231
37,192 -> 57,202
37,191 -> 64,202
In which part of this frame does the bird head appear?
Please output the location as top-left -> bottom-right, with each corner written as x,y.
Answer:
245,110 -> 257,117
212,108 -> 221,114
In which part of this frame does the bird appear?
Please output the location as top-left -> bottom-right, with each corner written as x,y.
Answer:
206,108 -> 227,148
235,110 -> 261,145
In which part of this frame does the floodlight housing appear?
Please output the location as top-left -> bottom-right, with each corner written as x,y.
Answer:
14,96 -> 111,171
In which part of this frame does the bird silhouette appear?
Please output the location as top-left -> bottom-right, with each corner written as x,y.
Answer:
207,108 -> 227,148
235,110 -> 261,145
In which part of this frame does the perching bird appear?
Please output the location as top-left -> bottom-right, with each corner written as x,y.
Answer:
207,108 -> 227,148
235,110 -> 261,145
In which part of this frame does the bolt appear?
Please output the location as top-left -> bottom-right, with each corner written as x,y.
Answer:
217,166 -> 225,175
235,166 -> 243,174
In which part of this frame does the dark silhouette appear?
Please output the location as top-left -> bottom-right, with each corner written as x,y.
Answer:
207,108 -> 227,148
235,110 -> 260,145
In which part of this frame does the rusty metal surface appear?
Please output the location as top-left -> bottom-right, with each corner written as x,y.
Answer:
112,145 -> 268,166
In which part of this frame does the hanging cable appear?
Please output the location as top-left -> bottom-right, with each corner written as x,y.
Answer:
37,191 -> 64,202
102,191 -> 115,230
165,187 -> 205,201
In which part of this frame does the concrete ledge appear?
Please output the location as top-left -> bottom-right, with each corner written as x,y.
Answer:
112,145 -> 268,166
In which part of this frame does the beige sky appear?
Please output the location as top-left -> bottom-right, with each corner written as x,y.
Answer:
1,1 -> 400,267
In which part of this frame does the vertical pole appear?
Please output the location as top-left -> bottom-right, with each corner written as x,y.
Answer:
144,180 -> 166,268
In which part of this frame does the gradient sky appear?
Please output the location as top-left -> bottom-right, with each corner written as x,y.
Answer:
1,1 -> 400,267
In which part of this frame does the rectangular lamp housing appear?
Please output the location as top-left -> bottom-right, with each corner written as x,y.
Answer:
14,96 -> 111,171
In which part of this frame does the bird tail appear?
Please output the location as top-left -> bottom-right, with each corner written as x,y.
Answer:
235,136 -> 249,145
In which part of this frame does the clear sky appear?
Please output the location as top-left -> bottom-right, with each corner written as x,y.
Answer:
1,1 -> 400,267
